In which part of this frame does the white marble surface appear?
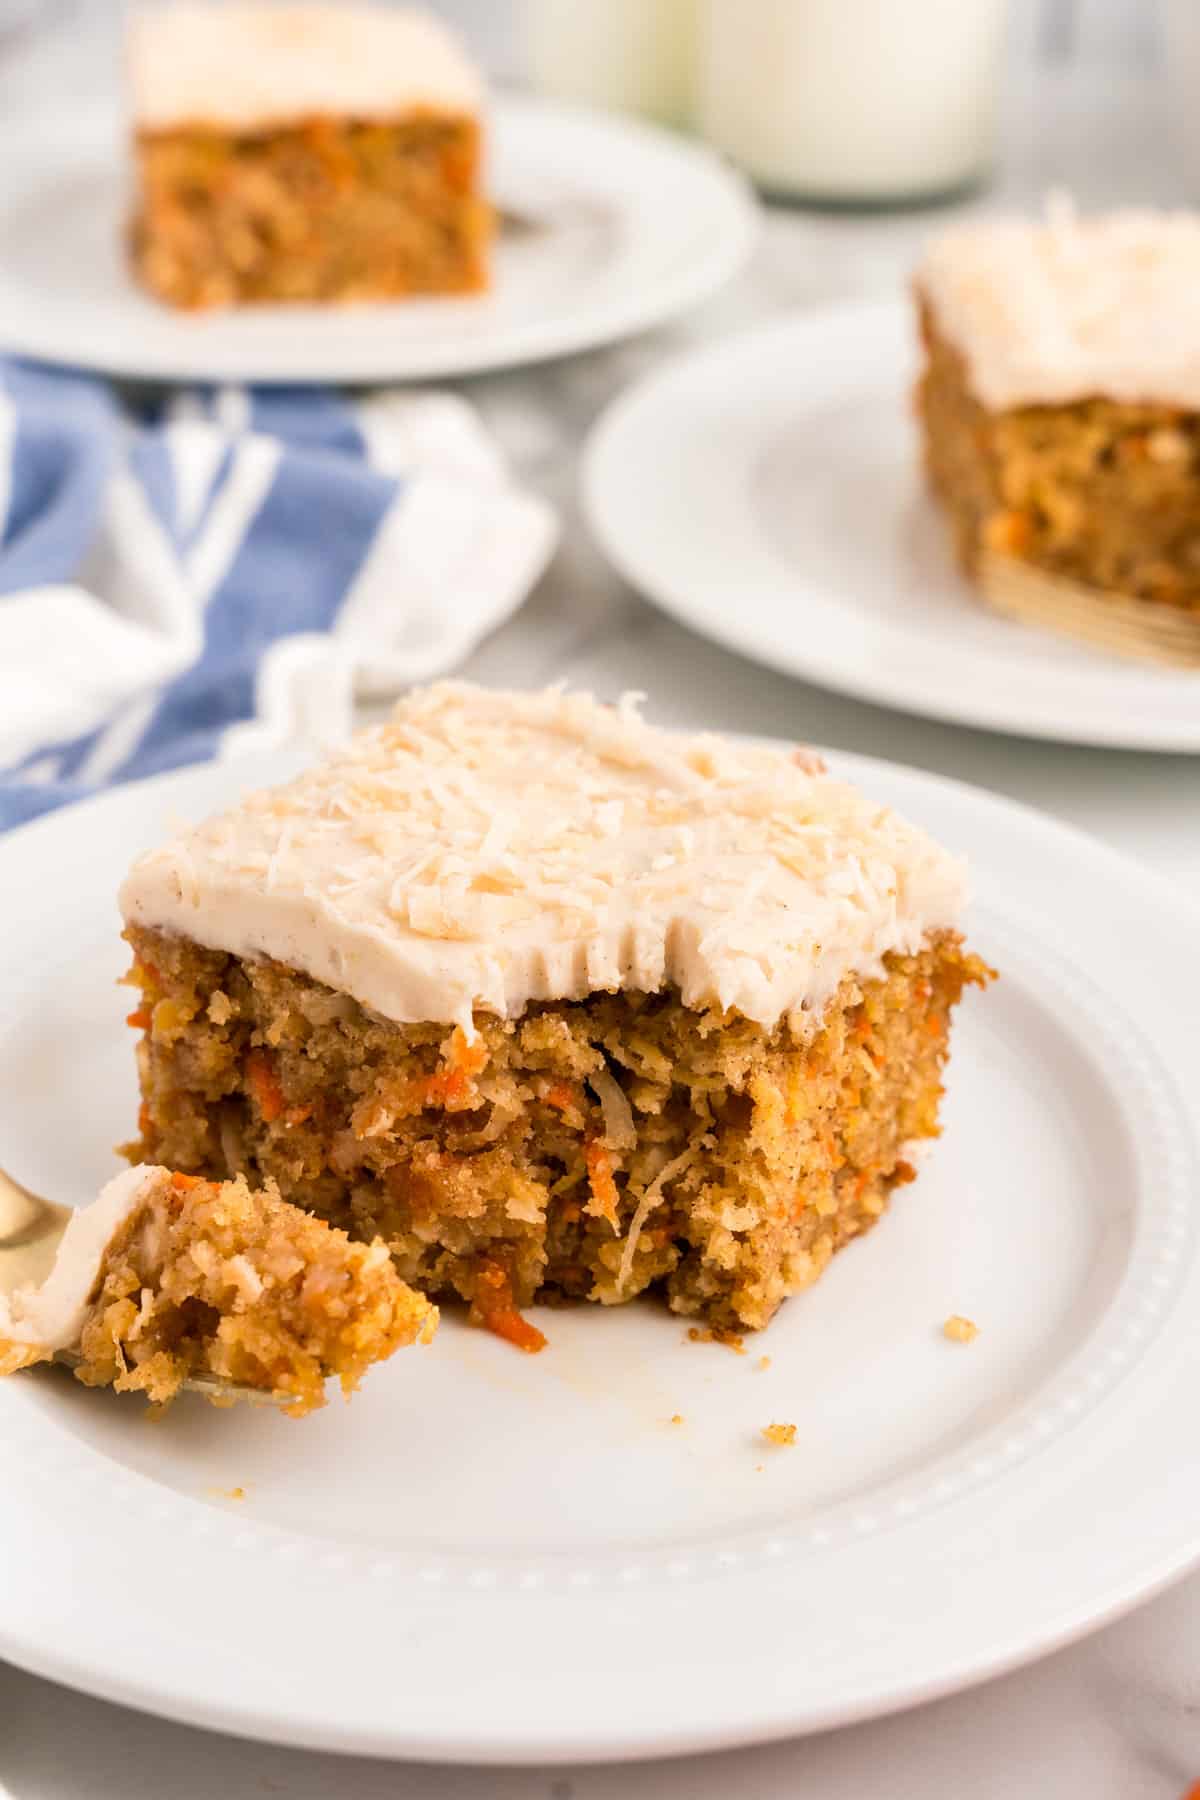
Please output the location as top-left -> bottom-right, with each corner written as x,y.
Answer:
3,19 -> 1200,1799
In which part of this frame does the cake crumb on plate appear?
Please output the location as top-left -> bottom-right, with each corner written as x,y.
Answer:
688,1326 -> 746,1353
762,1422 -> 797,1447
943,1314 -> 979,1344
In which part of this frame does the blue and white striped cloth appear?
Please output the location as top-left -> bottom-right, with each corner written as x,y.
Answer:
0,360 -> 557,831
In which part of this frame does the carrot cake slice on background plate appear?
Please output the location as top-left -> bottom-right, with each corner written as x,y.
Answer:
0,1165 -> 436,1413
127,2 -> 490,308
120,682 -> 991,1339
916,202 -> 1200,622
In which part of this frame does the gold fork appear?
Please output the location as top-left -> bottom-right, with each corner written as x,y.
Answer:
980,552 -> 1200,670
0,1165 -> 289,1405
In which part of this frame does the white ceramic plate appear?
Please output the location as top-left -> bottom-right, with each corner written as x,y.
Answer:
583,299 -> 1200,752
0,95 -> 756,384
2,746 -> 1199,1763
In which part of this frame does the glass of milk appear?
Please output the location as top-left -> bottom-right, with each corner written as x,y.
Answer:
523,0 -> 697,129
696,0 -> 1007,206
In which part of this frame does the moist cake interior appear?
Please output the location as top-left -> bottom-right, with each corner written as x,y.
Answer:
124,935 -> 987,1336
916,207 -> 1200,612
133,114 -> 489,309
918,298 -> 1200,611
127,3 -> 490,308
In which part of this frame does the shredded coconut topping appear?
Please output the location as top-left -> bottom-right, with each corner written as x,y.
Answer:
119,683 -> 968,1034
128,3 -> 483,133
588,1067 -> 637,1153
917,201 -> 1200,410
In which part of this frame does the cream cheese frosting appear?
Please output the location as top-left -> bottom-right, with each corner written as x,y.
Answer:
917,202 -> 1200,411
120,684 -> 968,1036
0,1166 -> 168,1360
128,3 -> 484,133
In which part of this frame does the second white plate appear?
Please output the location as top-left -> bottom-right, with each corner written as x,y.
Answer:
583,299 -> 1200,751
0,94 -> 756,384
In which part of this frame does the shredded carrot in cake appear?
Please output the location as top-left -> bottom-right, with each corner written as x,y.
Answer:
415,1028 -> 489,1111
822,1130 -> 843,1169
984,508 -> 1033,555
170,1171 -> 203,1192
417,1067 -> 472,1108
545,1080 -> 580,1113
584,1140 -> 621,1230
449,1027 -> 488,1077
849,1162 -> 881,1205
469,1259 -> 547,1355
245,1049 -> 285,1123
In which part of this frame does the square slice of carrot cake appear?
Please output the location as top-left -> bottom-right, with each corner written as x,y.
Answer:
119,684 -> 990,1335
128,3 -> 490,308
916,205 -> 1200,613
